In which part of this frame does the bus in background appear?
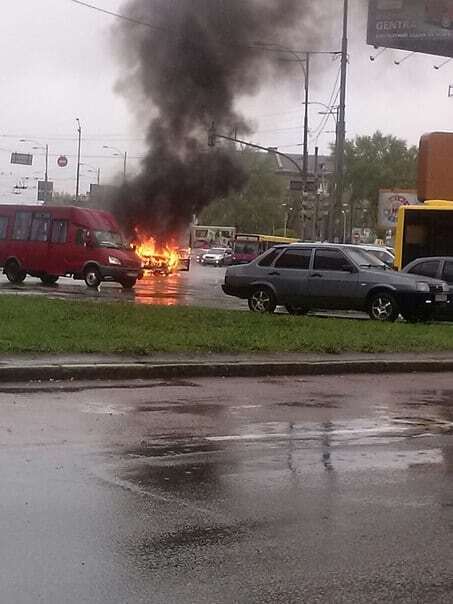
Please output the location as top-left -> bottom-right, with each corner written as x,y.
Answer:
232,233 -> 299,265
394,200 -> 453,270
190,225 -> 236,250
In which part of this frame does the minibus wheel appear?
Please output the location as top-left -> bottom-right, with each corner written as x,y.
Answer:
40,275 -> 59,285
121,278 -> 137,289
84,265 -> 101,288
5,260 -> 26,284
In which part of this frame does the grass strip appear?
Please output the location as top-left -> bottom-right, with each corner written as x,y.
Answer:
0,295 -> 452,354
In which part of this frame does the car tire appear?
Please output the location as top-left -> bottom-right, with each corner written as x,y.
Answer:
120,278 -> 137,290
368,292 -> 399,322
5,260 -> 26,284
286,305 -> 309,316
40,275 -> 59,285
248,287 -> 277,314
84,265 -> 102,288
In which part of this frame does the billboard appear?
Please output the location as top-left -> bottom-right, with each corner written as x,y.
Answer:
378,189 -> 419,229
368,0 -> 453,57
37,181 -> 53,202
11,152 -> 33,166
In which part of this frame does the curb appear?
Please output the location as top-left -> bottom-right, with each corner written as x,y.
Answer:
2,358 -> 453,382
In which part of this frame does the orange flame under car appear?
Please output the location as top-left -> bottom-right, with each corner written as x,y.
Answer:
133,230 -> 180,275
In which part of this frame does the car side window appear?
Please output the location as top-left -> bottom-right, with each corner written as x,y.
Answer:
258,248 -> 281,267
12,212 -> 33,241
275,248 -> 312,270
0,216 -> 8,240
408,261 -> 439,279
314,249 -> 350,271
442,261 -> 453,284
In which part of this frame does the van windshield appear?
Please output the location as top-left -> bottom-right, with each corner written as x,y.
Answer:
93,230 -> 124,249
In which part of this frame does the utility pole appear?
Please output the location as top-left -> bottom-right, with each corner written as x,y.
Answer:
302,52 -> 310,187
44,144 -> 49,203
330,0 -> 349,241
123,151 -> 127,182
97,168 -> 101,186
75,118 -> 82,202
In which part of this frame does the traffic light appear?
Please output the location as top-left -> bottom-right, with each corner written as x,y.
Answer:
208,123 -> 217,147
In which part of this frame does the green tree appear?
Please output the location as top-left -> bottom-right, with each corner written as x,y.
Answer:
343,131 -> 418,227
200,151 -> 288,234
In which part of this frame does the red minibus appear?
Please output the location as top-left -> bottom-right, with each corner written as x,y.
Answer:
0,205 -> 143,288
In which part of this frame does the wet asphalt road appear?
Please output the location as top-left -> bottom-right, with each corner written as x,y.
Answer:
0,261 -> 245,310
3,374 -> 453,603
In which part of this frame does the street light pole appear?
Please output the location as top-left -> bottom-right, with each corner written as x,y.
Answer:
75,119 -> 82,202
44,144 -> 49,204
103,146 -> 127,182
331,0 -> 349,241
302,52 -> 310,186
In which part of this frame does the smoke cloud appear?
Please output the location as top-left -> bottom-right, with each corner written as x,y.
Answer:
113,0 -> 332,240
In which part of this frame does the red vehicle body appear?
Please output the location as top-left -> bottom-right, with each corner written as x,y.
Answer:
0,205 -> 143,288
425,0 -> 453,27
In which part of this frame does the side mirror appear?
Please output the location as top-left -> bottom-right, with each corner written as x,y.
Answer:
341,264 -> 356,273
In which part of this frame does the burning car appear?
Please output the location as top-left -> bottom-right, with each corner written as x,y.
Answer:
133,230 -> 188,276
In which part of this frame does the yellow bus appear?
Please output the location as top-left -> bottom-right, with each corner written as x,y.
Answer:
394,200 -> 453,270
232,233 -> 299,264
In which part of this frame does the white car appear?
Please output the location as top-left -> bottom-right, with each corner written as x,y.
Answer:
355,245 -> 395,268
198,248 -> 233,267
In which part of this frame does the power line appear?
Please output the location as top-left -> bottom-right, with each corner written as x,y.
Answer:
68,0 -> 340,56
69,0 -> 168,32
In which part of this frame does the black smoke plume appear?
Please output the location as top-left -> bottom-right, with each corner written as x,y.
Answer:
113,0 -> 327,241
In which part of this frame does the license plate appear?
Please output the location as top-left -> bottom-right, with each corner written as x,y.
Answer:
435,294 -> 448,302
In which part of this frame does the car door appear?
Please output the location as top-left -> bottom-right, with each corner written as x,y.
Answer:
265,247 -> 313,305
309,248 -> 359,310
406,259 -> 441,280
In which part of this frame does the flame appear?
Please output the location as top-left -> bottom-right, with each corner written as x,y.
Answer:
133,229 -> 180,275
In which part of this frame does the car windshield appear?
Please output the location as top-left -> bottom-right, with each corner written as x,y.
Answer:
235,242 -> 259,255
345,247 -> 387,268
92,230 -> 124,249
207,248 -> 227,254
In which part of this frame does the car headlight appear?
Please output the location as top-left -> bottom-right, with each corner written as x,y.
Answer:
416,282 -> 430,292
108,256 -> 122,266
442,282 -> 450,292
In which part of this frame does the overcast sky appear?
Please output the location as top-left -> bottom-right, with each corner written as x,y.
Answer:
2,0 -> 453,201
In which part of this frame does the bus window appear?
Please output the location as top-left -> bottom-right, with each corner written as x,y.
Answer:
0,217 -> 8,240
51,220 -> 68,244
12,212 -> 32,241
30,212 -> 52,242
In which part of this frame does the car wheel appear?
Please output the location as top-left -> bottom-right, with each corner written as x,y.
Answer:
286,305 -> 309,316
84,265 -> 102,288
5,260 -> 26,284
368,292 -> 399,322
40,275 -> 59,285
120,278 -> 137,290
248,287 -> 277,314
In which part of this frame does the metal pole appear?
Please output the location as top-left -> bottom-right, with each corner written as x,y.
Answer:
302,52 -> 310,186
76,119 -> 82,202
332,0 -> 349,241
97,168 -> 101,185
123,152 -> 127,181
313,146 -> 319,241
44,144 -> 49,204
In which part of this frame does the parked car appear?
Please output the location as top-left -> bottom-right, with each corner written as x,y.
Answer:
198,247 -> 233,267
0,205 -> 144,289
355,244 -> 395,268
222,243 -> 449,321
403,256 -> 453,318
